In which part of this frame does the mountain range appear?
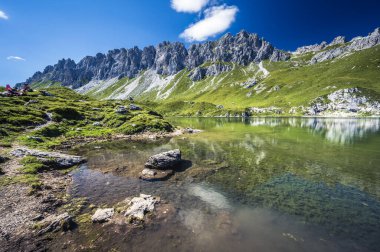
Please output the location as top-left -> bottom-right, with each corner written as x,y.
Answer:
20,28 -> 380,117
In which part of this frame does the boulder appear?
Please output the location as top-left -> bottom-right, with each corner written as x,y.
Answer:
116,106 -> 127,114
129,104 -> 142,111
144,149 -> 181,170
91,208 -> 114,223
125,194 -> 159,220
92,122 -> 102,126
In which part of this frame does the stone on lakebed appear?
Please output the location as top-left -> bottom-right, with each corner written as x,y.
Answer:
91,208 -> 115,223
140,168 -> 174,181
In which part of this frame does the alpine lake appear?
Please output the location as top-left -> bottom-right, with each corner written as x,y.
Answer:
54,117 -> 380,251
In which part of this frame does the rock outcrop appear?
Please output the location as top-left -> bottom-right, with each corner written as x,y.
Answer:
295,41 -> 328,54
20,30 -> 290,88
311,28 -> 380,64
305,88 -> 380,116
91,208 -> 115,223
329,36 -> 346,46
188,63 -> 233,81
11,148 -> 85,168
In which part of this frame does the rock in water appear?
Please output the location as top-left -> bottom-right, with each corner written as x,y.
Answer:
145,149 -> 181,170
140,168 -> 174,181
37,213 -> 73,235
125,194 -> 159,220
91,208 -> 115,223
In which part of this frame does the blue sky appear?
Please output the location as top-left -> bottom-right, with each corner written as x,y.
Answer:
1,0 -> 379,85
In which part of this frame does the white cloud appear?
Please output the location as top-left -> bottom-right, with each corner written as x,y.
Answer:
180,5 -> 238,42
171,0 -> 210,13
7,56 -> 26,61
0,10 -> 9,20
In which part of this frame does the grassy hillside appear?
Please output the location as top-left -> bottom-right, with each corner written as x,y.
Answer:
138,45 -> 380,116
31,45 -> 380,117
0,87 -> 173,149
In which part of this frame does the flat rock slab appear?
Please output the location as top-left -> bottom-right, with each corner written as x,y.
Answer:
140,168 -> 174,181
125,194 -> 159,220
92,208 -> 115,223
145,149 -> 181,170
11,148 -> 85,168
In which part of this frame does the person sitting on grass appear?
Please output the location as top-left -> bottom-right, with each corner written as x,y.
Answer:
5,84 -> 19,96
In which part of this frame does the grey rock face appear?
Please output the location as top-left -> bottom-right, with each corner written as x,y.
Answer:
270,49 -> 291,62
329,36 -> 346,46
154,42 -> 188,75
188,63 -> 233,81
295,41 -> 327,54
311,28 -> 380,64
22,30 -> 289,88
188,67 -> 207,81
206,63 -> 233,76
145,149 -> 181,170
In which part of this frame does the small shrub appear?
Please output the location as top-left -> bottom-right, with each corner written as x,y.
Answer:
50,107 -> 83,121
34,124 -> 64,137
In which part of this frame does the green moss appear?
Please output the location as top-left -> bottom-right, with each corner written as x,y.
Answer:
50,107 -> 84,121
19,156 -> 47,174
118,113 -> 173,134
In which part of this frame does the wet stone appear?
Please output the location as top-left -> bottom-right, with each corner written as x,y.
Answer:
91,208 -> 115,223
125,194 -> 159,220
140,169 -> 174,181
37,213 -> 73,235
144,149 -> 181,170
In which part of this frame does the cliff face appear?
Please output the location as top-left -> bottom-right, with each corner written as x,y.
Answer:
23,30 -> 290,88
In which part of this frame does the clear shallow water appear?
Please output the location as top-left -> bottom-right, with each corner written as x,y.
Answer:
68,117 -> 380,251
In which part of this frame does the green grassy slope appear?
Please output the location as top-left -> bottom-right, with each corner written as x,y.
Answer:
0,87 -> 173,149
140,45 -> 380,116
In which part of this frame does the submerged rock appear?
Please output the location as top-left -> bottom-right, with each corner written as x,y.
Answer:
145,149 -> 181,170
91,208 -> 114,223
125,194 -> 159,220
37,213 -> 73,235
140,168 -> 174,181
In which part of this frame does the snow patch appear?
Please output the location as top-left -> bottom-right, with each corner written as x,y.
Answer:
258,61 -> 270,78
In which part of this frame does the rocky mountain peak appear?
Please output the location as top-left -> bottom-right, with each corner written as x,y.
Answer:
21,30 -> 290,88
329,36 -> 346,46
